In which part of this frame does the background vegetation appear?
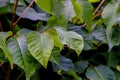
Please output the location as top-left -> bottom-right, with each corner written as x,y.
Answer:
0,0 -> 120,80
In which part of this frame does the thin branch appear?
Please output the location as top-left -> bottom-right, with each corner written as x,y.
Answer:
13,0 -> 35,28
10,0 -> 19,30
93,0 -> 105,14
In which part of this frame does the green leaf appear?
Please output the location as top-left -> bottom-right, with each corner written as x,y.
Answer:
107,46 -> 120,67
75,61 -> 89,73
60,56 -> 74,71
77,0 -> 94,32
92,26 -> 107,43
0,49 -> 6,62
56,28 -> 84,56
114,70 -> 120,80
27,31 -> 54,68
88,0 -> 100,3
67,70 -> 82,80
69,26 -> 95,50
111,27 -> 120,46
47,0 -> 76,27
116,65 -> 120,72
49,47 -> 60,65
47,29 -> 63,50
35,0 -> 52,14
106,30 -> 113,51
0,46 -> 13,69
102,0 -> 120,34
0,31 -> 13,40
0,31 -> 13,68
86,65 -> 115,80
7,29 -> 37,80
71,0 -> 83,23
16,6 -> 49,21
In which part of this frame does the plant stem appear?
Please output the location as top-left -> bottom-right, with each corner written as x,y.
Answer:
93,0 -> 105,14
2,64 -> 11,80
10,0 -> 19,30
13,0 -> 35,27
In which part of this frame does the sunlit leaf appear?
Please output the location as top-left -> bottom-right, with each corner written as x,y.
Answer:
102,0 -> 120,34
88,0 -> 100,3
35,0 -> 52,14
56,28 -> 84,56
27,31 -> 54,68
67,70 -> 82,80
71,0 -> 83,23
77,0 -> 94,32
47,29 -> 63,50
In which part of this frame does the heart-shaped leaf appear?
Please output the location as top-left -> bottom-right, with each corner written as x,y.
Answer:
27,31 -> 54,68
7,29 -> 37,80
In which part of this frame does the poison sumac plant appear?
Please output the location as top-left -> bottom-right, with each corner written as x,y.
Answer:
0,0 -> 120,80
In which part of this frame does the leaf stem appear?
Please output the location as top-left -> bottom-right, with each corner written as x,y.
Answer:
13,0 -> 35,28
10,0 -> 19,30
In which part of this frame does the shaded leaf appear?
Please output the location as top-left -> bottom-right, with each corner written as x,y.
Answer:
107,46 -> 120,67
56,28 -> 84,56
92,26 -> 107,43
0,49 -> 6,62
111,27 -> 120,46
49,47 -> 61,65
0,0 -> 9,7
60,56 -> 74,71
75,61 -> 89,73
27,31 -> 54,68
16,6 -> 49,21
86,65 -> 115,80
7,29 -> 37,80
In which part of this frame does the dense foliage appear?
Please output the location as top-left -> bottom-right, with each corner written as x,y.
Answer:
0,0 -> 120,80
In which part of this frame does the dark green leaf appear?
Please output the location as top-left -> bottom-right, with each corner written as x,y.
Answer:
49,47 -> 60,65
86,65 -> 115,80
16,6 -> 49,21
111,27 -> 120,46
75,61 -> 89,73
60,56 -> 74,71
